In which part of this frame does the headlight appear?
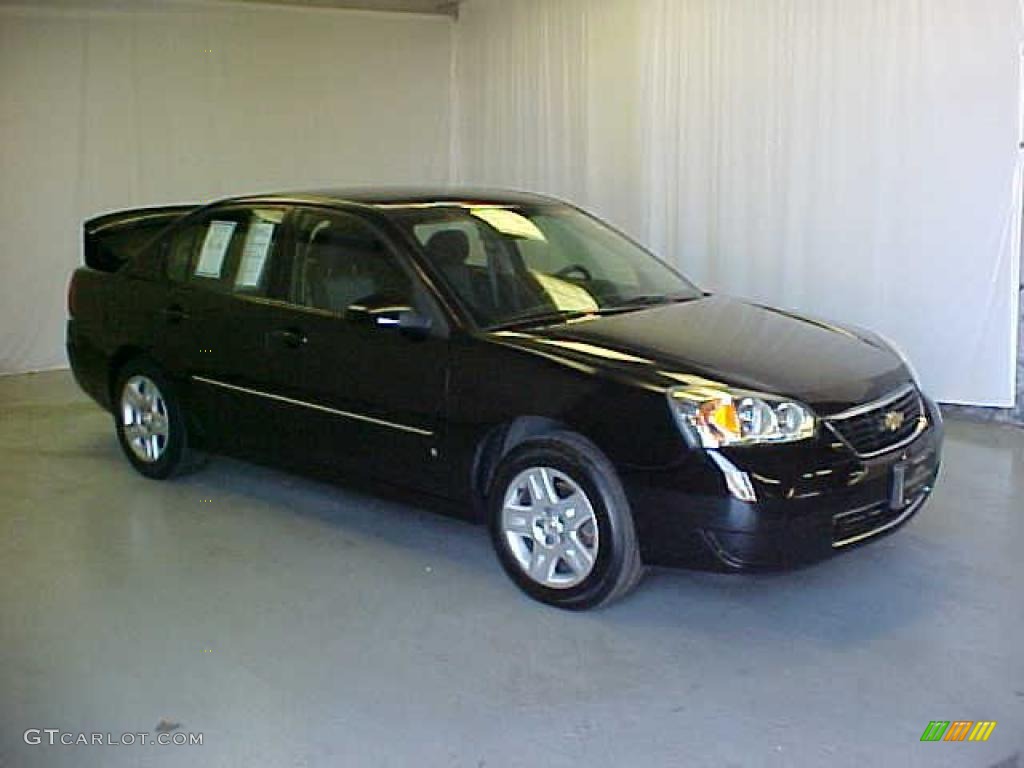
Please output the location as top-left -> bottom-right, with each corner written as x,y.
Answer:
668,386 -> 816,449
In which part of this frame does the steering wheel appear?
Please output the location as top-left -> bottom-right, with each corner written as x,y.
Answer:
553,263 -> 593,281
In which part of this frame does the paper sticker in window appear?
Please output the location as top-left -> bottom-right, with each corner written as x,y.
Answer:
235,221 -> 276,288
194,221 -> 236,278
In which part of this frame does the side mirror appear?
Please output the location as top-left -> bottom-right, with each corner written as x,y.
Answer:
397,309 -> 432,339
345,294 -> 432,340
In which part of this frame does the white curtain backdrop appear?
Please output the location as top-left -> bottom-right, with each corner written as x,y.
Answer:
0,0 -> 452,375
455,0 -> 1023,406
2,0 -> 1020,406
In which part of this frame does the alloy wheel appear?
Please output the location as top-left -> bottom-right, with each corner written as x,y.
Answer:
500,466 -> 600,589
120,375 -> 170,463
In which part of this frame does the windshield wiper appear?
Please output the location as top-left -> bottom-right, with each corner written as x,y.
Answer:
602,294 -> 699,312
488,308 -> 597,331
488,294 -> 702,330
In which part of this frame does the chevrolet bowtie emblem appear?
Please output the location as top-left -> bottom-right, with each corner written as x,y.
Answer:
883,410 -> 905,432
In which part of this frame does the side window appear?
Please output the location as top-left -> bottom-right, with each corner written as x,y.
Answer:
167,224 -> 199,283
288,209 -> 412,315
227,209 -> 286,297
165,208 -> 286,295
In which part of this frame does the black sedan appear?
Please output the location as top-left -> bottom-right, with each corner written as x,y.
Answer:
67,188 -> 943,609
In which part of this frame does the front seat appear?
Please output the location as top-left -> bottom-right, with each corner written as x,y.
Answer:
424,229 -> 478,309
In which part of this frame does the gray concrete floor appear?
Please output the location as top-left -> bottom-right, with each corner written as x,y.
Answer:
1,370 -> 1021,768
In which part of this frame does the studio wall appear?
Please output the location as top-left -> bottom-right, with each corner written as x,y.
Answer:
0,0 -> 452,374
2,0 -> 1021,409
454,0 -> 1023,407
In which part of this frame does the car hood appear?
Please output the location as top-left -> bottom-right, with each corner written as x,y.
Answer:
489,295 -> 911,415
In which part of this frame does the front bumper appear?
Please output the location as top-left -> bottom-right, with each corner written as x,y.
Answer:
623,395 -> 944,570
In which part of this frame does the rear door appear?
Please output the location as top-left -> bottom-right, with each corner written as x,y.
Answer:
153,205 -> 296,456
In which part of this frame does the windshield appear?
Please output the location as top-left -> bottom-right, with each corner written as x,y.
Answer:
393,204 -> 702,328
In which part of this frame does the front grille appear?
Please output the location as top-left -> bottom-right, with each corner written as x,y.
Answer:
826,386 -> 925,458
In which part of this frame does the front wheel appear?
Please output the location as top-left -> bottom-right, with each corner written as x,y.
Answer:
488,431 -> 644,610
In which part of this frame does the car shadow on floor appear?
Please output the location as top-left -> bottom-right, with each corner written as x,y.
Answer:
135,438 -> 958,652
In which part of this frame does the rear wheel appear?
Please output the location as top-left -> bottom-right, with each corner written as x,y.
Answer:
488,431 -> 643,609
113,359 -> 201,479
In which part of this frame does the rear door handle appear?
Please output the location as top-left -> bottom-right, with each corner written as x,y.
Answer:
161,305 -> 189,324
269,328 -> 308,348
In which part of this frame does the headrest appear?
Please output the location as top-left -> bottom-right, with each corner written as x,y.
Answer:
425,229 -> 470,267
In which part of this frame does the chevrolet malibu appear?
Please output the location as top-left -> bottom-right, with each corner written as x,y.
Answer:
67,189 -> 943,609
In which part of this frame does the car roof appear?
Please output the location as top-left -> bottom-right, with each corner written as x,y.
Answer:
219,187 -> 563,210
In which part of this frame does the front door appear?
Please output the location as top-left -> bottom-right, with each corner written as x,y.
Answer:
260,206 -> 450,495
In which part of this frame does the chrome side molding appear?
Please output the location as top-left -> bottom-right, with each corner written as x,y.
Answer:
191,376 -> 434,437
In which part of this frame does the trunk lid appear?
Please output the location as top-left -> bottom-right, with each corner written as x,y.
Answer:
83,204 -> 197,272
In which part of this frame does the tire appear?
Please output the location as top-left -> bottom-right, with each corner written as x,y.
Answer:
487,431 -> 644,609
112,358 -> 203,479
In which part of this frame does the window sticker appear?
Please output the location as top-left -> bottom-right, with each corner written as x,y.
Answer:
194,221 -> 236,278
235,221 -> 276,288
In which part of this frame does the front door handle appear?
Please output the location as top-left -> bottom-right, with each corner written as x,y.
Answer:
161,305 -> 189,324
269,328 -> 308,349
